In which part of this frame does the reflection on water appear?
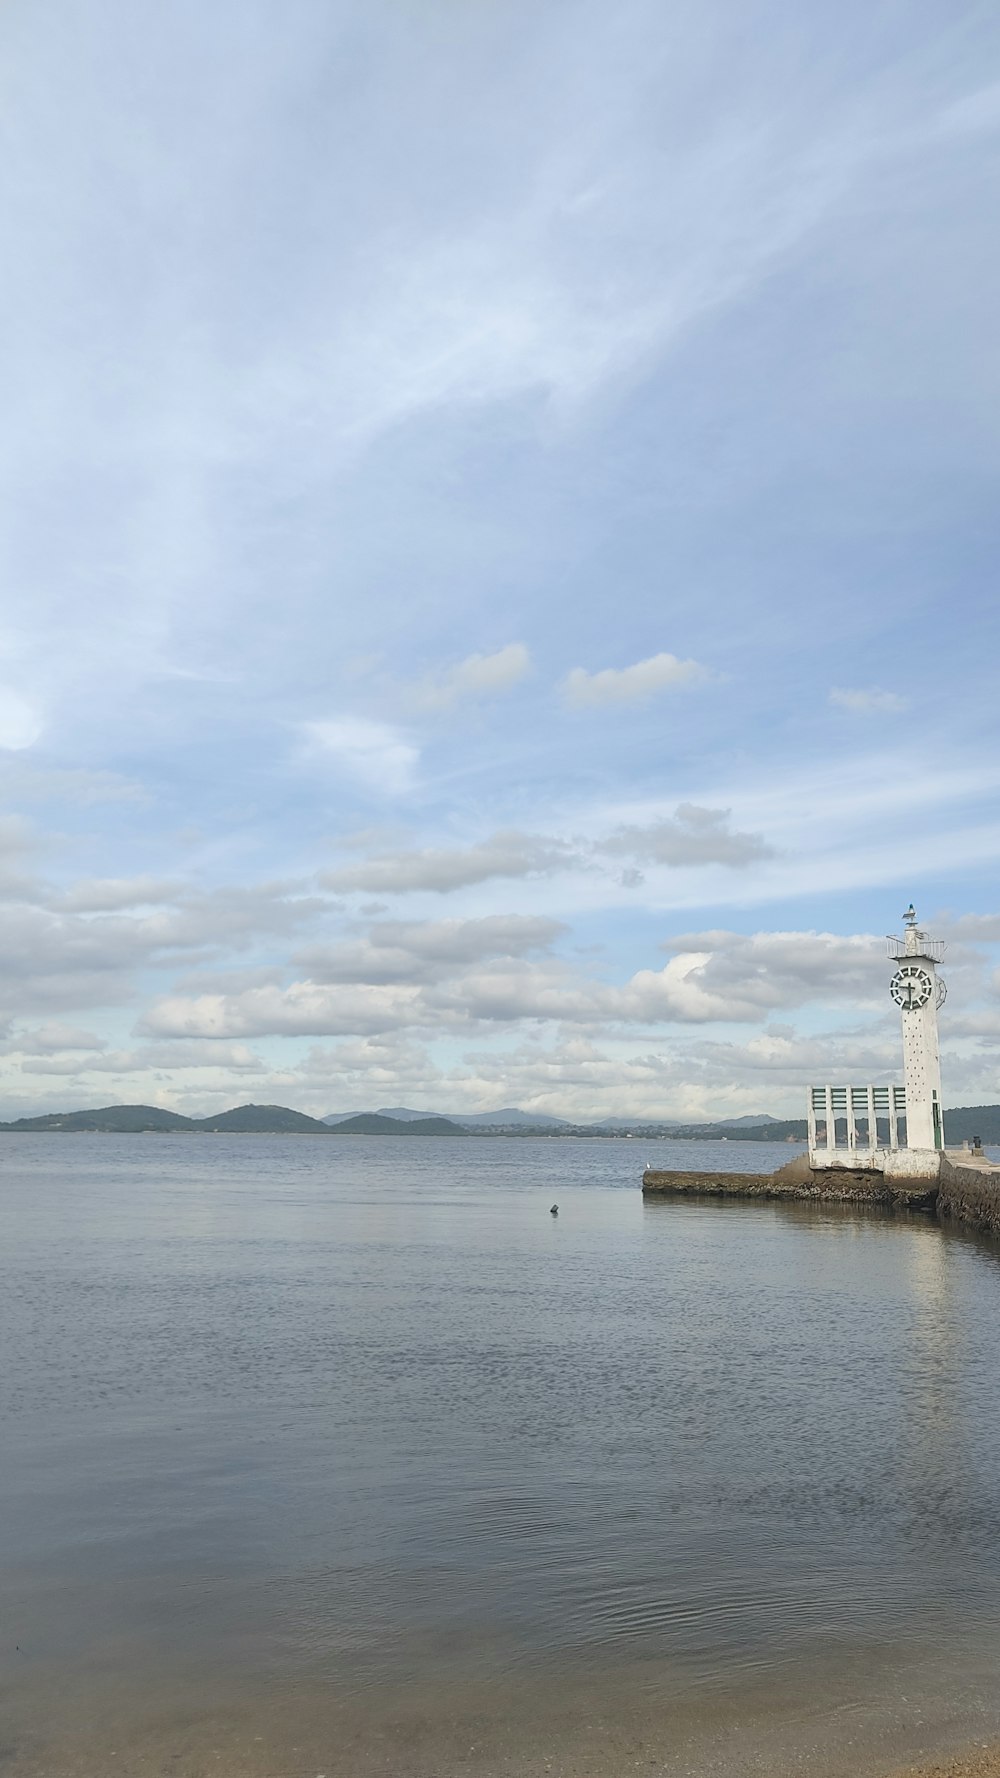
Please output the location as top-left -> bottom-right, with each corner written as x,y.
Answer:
2,1134 -> 1000,1777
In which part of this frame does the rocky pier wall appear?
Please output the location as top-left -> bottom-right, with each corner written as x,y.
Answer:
936,1157 -> 1000,1239
642,1151 -> 997,1226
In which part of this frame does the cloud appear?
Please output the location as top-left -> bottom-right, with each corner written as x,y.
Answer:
409,644 -> 531,712
0,816 -> 40,899
0,760 -> 145,810
0,761 -> 145,806
19,1053 -> 127,1076
10,1023 -> 107,1055
829,687 -> 909,714
597,804 -> 773,869
940,912 -> 1000,943
297,914 -> 564,983
54,877 -> 183,913
0,689 -> 44,751
303,718 -> 418,794
297,1033 -> 440,1096
137,922 -> 893,1043
139,981 -> 426,1040
936,80 -> 1000,139
17,1038 -> 268,1076
562,652 -> 709,709
625,928 -> 888,1024
322,830 -> 578,894
127,1040 -> 268,1072
0,881 -> 326,1018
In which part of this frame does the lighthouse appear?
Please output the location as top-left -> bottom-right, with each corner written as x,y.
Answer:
807,903 -> 947,1176
887,904 -> 946,1152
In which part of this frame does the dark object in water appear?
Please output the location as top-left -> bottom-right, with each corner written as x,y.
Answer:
550,1204 -> 558,1215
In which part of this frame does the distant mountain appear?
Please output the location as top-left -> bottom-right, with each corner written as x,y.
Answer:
714,1114 -> 784,1128
590,1117 -> 678,1130
4,1100 -> 995,1144
323,1105 -> 569,1129
451,1107 -> 570,1128
593,1113 -> 779,1130
328,1113 -> 465,1135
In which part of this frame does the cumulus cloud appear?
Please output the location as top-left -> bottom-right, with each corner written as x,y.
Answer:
296,914 -> 564,983
829,687 -> 908,714
938,912 -> 1000,942
297,1033 -> 440,1098
562,652 -> 709,708
597,804 -> 773,869
137,923 -> 893,1043
409,644 -> 531,712
0,882 -> 325,1017
635,928 -> 888,1023
139,981 -> 427,1040
322,830 -> 578,894
303,718 -> 418,794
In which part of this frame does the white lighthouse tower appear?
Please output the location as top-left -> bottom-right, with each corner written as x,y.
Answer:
887,904 -> 946,1153
807,903 -> 947,1176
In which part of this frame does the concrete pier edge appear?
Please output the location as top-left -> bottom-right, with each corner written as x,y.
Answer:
641,1150 -> 1000,1238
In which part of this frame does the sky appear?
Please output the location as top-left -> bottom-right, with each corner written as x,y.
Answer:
1,0 -> 999,1122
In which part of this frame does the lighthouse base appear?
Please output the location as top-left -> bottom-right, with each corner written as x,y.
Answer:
808,1144 -> 942,1179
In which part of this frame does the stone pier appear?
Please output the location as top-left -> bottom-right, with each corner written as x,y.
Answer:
642,1149 -> 1000,1234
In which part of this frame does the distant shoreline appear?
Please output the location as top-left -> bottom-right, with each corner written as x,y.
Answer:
2,1099 -> 998,1142
0,1124 -> 809,1139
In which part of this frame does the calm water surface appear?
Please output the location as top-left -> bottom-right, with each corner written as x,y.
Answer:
3,1134 -> 1000,1778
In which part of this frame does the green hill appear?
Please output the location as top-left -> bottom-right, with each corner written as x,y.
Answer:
328,1113 -> 465,1135
662,1108 -> 1000,1145
195,1103 -> 331,1133
0,1103 -> 197,1132
1,1101 -> 996,1142
940,1105 -> 1000,1145
706,1120 -> 807,1142
0,1101 -> 467,1134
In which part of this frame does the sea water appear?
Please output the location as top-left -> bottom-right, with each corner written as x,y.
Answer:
3,1133 -> 1000,1777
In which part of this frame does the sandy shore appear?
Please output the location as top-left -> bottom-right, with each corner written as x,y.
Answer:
898,1754 -> 1000,1778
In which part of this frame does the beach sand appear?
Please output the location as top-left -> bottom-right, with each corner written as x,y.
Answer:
898,1755 -> 1000,1778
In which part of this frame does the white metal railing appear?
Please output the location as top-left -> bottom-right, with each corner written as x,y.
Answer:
808,1084 -> 907,1151
887,934 -> 945,962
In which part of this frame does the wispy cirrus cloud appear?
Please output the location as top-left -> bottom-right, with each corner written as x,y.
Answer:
302,719 -> 419,795
829,687 -> 908,714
